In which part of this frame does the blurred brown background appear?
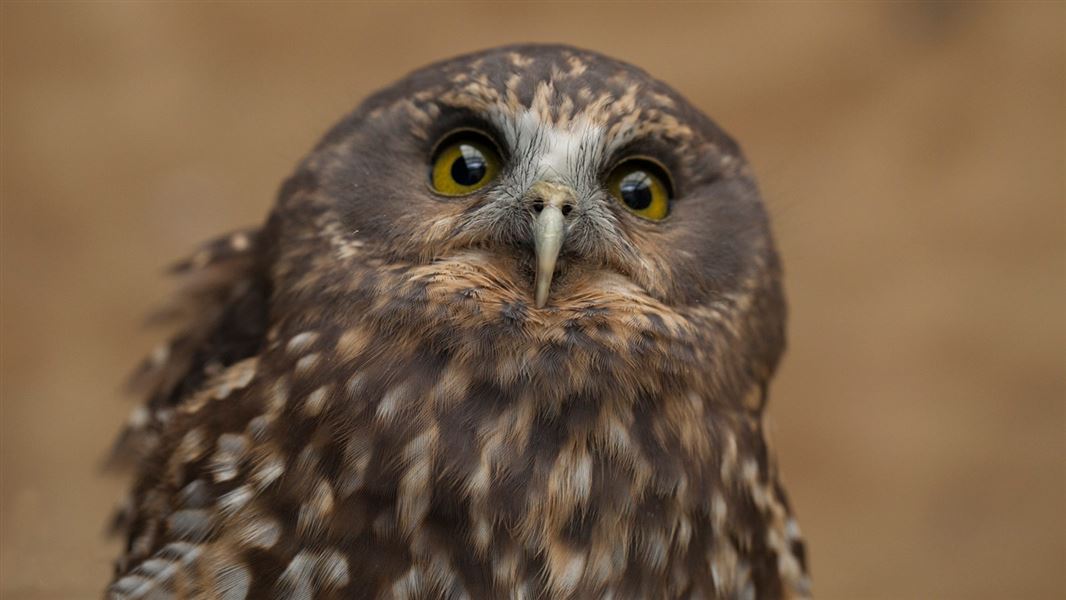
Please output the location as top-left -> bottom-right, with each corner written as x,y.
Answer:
2,2 -> 1063,598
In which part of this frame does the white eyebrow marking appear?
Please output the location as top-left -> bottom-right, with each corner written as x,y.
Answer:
502,110 -> 605,185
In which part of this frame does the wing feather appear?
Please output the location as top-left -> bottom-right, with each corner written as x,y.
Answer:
108,227 -> 269,470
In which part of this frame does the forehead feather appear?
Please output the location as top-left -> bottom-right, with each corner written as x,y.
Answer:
321,45 -> 746,186
497,110 -> 605,183
377,46 -> 718,143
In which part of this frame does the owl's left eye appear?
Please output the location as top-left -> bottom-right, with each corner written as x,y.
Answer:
429,131 -> 502,196
606,159 -> 673,221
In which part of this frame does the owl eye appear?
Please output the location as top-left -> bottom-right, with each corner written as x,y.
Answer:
606,160 -> 672,221
429,131 -> 502,196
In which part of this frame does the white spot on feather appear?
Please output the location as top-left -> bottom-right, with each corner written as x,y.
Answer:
278,549 -> 350,599
128,406 -> 149,428
218,485 -> 253,516
397,429 -> 437,532
298,479 -> 335,535
278,552 -> 316,600
177,479 -> 210,508
345,373 -> 367,397
175,427 -> 207,464
319,549 -> 351,588
110,542 -> 202,599
211,433 -> 248,483
786,518 -> 803,540
338,433 -> 372,497
711,491 -> 728,528
166,509 -> 213,541
304,385 -> 330,416
376,381 -> 410,422
246,415 -> 270,440
390,566 -> 425,599
287,331 -> 319,354
230,232 -> 251,251
235,517 -> 281,549
149,343 -> 170,366
295,352 -> 320,373
252,454 -> 284,489
546,546 -> 586,596
214,562 -> 251,600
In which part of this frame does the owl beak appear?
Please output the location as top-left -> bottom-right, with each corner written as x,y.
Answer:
533,204 -> 564,308
530,182 -> 575,308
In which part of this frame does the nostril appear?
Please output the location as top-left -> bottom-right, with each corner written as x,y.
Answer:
561,204 -> 573,217
532,200 -> 544,213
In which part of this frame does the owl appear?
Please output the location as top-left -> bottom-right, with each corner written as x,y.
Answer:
107,44 -> 810,599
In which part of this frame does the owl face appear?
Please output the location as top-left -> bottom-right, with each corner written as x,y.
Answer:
290,45 -> 779,316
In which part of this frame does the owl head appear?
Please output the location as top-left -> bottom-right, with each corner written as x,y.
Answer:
269,44 -> 785,394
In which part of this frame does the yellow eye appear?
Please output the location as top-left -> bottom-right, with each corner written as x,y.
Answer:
429,132 -> 501,196
607,160 -> 672,221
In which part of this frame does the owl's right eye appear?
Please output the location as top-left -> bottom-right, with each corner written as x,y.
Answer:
429,131 -> 502,196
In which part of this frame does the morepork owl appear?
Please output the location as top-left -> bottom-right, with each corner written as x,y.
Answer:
108,44 -> 810,599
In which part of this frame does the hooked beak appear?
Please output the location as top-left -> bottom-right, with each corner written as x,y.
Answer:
529,182 -> 575,308
533,205 -> 564,308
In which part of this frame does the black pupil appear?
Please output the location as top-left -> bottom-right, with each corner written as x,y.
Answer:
620,171 -> 653,210
451,144 -> 487,186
